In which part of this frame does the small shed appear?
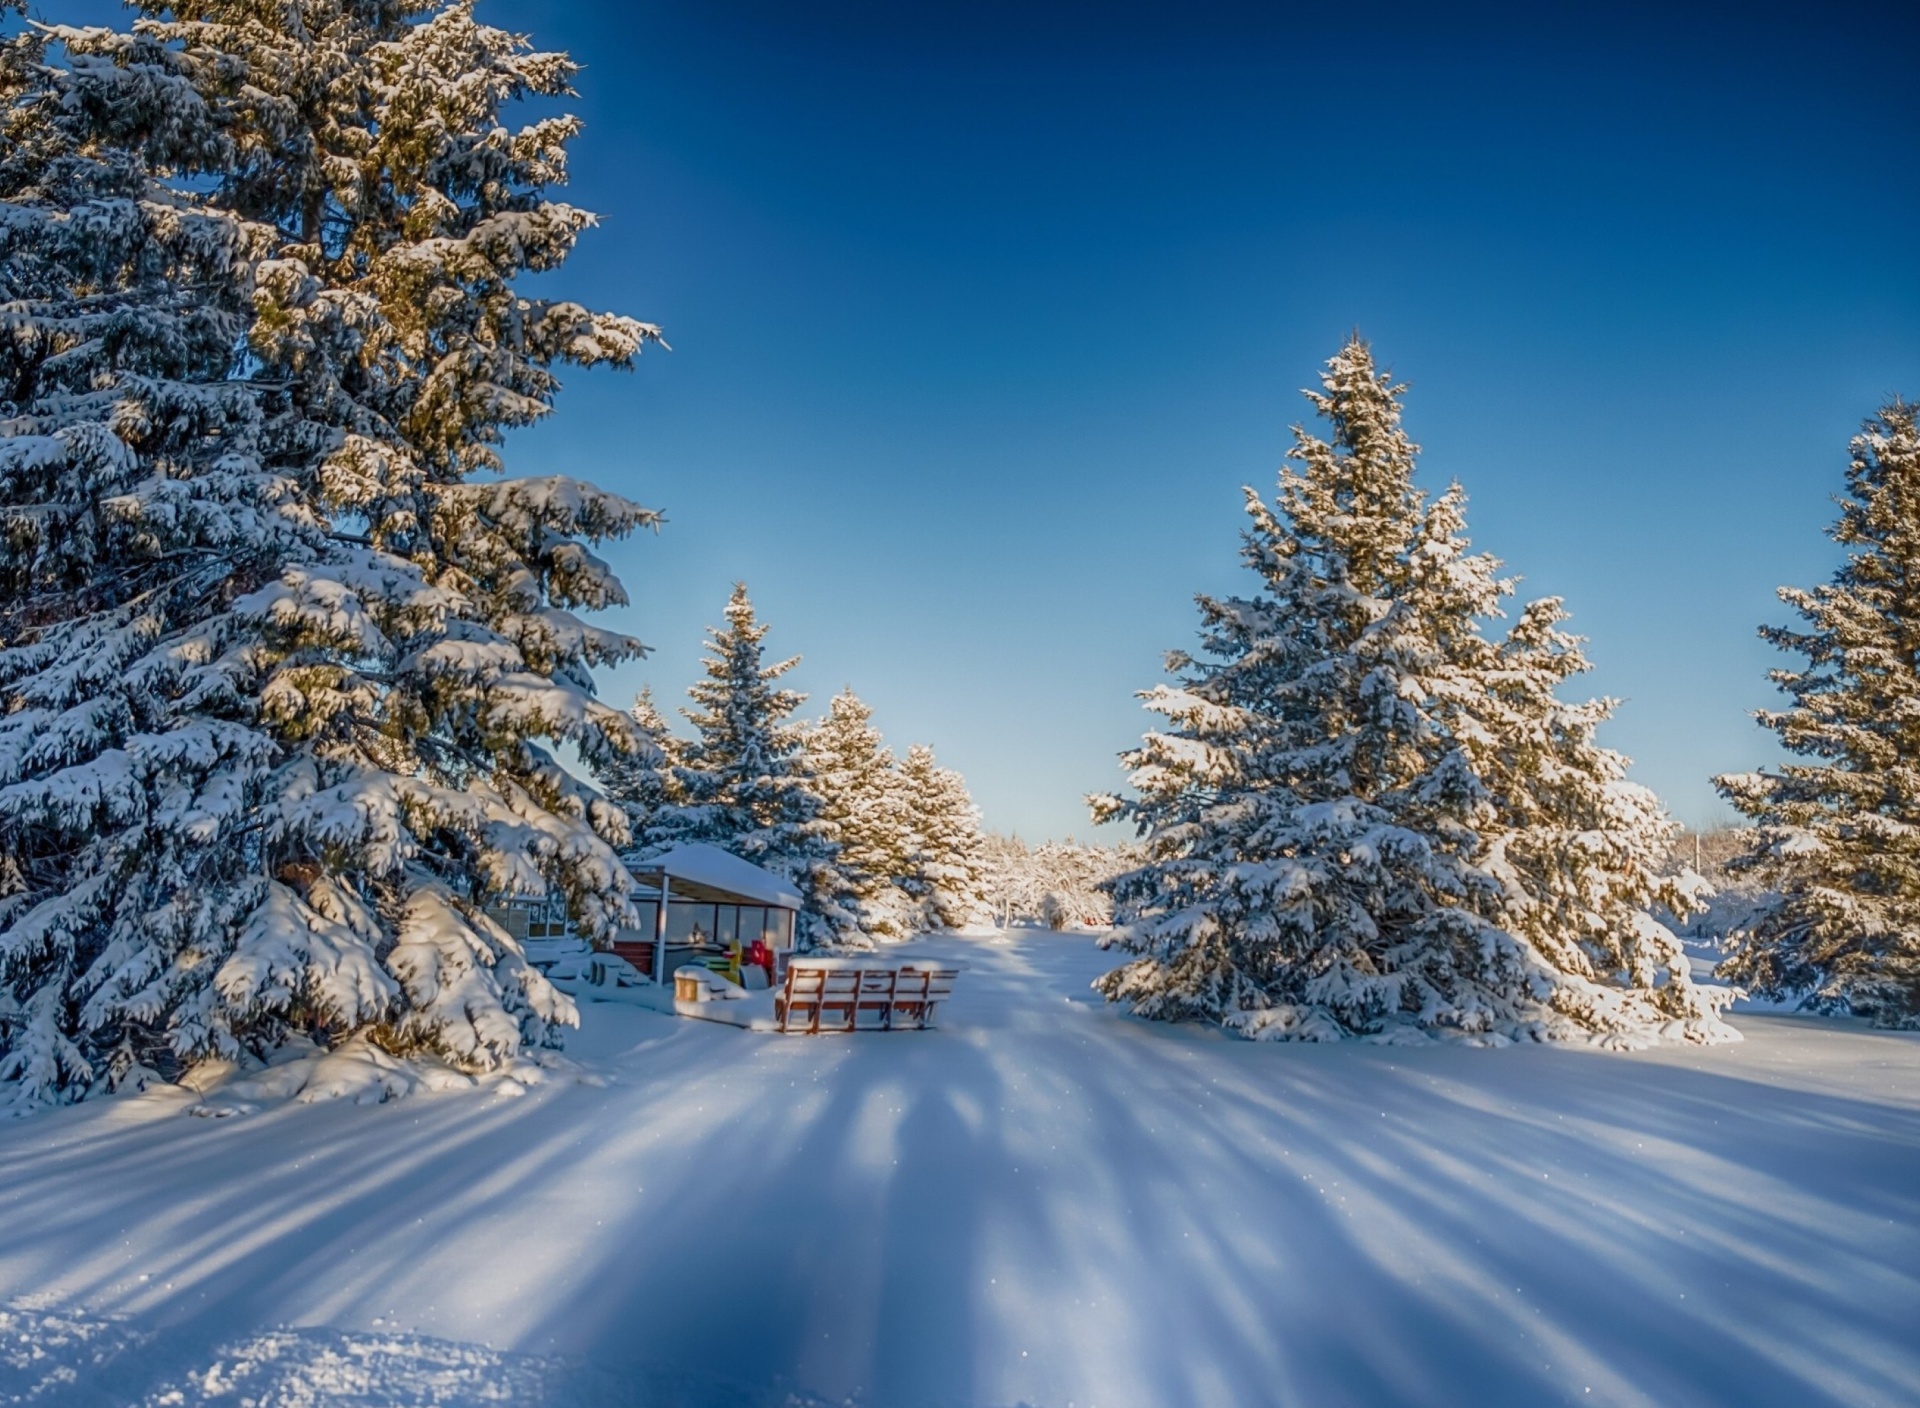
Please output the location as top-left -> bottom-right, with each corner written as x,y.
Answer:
611,844 -> 805,983
487,844 -> 804,985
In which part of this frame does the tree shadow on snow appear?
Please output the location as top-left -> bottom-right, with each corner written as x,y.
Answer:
0,951 -> 1914,1408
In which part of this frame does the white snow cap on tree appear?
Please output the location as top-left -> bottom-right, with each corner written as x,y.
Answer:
0,3 -> 661,1107
635,585 -> 868,950
1715,400 -> 1920,1028
1093,336 -> 1735,1047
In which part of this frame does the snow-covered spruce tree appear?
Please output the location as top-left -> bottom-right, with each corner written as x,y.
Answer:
805,690 -> 916,938
596,689 -> 681,844
1094,336 -> 1727,1044
1,4 -> 661,1107
0,14 -> 286,1099
897,743 -> 988,931
649,585 -> 866,950
1094,339 -> 1503,1038
1407,492 -> 1732,1041
1715,402 -> 1920,1027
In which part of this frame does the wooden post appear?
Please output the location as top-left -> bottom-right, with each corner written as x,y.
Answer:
653,871 -> 672,984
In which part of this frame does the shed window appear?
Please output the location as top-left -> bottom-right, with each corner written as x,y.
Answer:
665,901 -> 717,945
526,894 -> 571,940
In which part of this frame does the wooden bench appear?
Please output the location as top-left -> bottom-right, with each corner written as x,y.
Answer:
773,961 -> 958,1034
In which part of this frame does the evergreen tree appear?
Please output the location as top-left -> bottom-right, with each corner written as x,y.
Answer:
0,14 -> 285,1099
1465,590 -> 1726,1039
597,689 -> 680,844
806,690 -> 916,938
1389,483 -> 1729,1040
1,4 -> 660,1106
1094,339 -> 1504,1039
1095,337 -> 1729,1044
652,585 -> 866,949
898,744 -> 988,931
1715,401 -> 1920,1027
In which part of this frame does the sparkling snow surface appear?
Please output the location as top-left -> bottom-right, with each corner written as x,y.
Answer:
1,929 -> 1915,1408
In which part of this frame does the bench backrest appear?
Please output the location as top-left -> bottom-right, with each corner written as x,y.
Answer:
778,963 -> 857,1033
900,967 -> 957,1027
777,962 -> 958,1033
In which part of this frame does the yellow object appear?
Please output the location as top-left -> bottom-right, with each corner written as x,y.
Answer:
694,943 -> 745,986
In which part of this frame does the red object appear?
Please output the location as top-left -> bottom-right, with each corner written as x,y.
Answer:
747,937 -> 775,982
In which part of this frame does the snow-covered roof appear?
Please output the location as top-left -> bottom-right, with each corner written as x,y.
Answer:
632,843 -> 803,910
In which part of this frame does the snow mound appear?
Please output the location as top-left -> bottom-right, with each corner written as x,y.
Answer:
146,1326 -> 566,1407
171,1038 -> 598,1119
1,1300 -> 152,1404
0,1302 -> 853,1408
0,1303 -> 568,1407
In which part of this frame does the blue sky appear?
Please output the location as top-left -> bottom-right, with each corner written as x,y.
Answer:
61,0 -> 1920,838
497,0 -> 1919,840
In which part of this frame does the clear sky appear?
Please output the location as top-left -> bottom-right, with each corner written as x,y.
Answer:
497,0 -> 1920,841
60,0 -> 1920,839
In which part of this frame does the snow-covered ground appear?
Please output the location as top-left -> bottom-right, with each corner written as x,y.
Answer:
1,928 -> 1915,1408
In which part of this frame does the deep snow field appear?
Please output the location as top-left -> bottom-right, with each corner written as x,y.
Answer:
0,928 -> 1915,1408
